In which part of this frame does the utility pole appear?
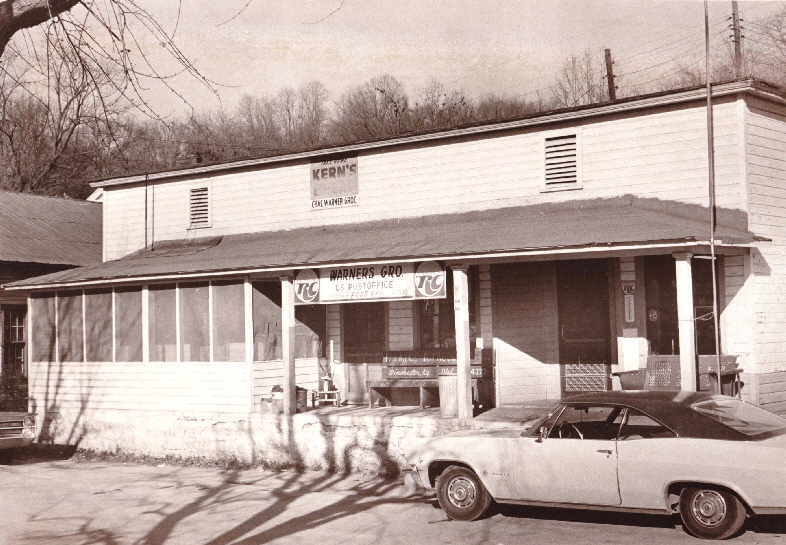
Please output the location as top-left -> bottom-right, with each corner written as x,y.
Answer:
604,48 -> 617,101
731,1 -> 743,78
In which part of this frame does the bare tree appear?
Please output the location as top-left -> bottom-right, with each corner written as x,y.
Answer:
550,48 -> 610,108
474,93 -> 539,122
411,78 -> 474,131
331,74 -> 410,142
0,38 -> 123,195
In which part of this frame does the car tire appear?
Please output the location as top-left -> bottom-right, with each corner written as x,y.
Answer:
679,486 -> 746,540
436,465 -> 492,521
0,448 -> 17,465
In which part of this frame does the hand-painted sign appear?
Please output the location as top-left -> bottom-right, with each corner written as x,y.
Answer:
381,366 -> 487,379
310,155 -> 358,209
294,261 -> 446,304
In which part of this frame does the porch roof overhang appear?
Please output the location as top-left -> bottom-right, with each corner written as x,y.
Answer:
4,195 -> 768,291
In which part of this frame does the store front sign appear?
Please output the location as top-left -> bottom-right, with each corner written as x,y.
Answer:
381,366 -> 487,379
310,155 -> 358,209
294,261 -> 446,304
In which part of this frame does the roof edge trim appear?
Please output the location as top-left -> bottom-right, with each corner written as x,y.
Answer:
91,80 -> 763,189
4,240 -> 752,291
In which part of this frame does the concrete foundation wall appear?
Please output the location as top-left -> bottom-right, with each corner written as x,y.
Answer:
35,406 -> 475,475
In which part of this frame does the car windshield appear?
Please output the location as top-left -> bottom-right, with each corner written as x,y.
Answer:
692,398 -> 786,436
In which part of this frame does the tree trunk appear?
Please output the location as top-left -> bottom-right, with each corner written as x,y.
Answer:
0,0 -> 80,57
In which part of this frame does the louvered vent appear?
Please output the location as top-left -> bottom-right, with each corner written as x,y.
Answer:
544,134 -> 578,187
189,187 -> 210,227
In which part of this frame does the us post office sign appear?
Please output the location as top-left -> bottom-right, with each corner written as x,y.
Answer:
294,261 -> 446,304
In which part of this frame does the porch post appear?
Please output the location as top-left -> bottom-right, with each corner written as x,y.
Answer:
674,253 -> 697,391
281,274 -> 297,414
452,265 -> 473,420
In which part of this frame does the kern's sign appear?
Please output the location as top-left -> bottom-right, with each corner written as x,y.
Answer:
310,155 -> 359,209
294,261 -> 446,305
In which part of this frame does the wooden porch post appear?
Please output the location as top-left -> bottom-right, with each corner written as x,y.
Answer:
452,265 -> 473,420
674,253 -> 697,391
281,274 -> 297,414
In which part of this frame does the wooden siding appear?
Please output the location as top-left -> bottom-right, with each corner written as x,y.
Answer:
251,357 -> 320,407
746,98 -> 786,407
491,262 -> 560,404
105,99 -> 745,260
28,360 -> 250,414
387,301 -> 414,350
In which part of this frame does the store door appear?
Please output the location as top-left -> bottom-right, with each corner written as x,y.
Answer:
343,302 -> 386,363
556,260 -> 612,394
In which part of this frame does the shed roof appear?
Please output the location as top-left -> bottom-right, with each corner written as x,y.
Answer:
0,191 -> 102,266
4,195 -> 765,290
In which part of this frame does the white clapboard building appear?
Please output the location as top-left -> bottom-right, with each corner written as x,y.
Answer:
6,80 -> 786,462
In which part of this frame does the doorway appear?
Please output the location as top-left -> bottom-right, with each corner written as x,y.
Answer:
343,302 -> 386,363
556,259 -> 612,394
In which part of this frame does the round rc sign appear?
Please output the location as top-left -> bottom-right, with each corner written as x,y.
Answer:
414,261 -> 446,298
294,269 -> 319,304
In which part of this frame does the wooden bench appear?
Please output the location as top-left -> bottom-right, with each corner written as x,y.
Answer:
367,379 -> 440,408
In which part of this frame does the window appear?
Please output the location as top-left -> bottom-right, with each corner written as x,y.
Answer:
149,285 -> 177,362
212,281 -> 245,362
693,399 -> 786,437
546,404 -> 622,440
618,409 -> 676,440
543,131 -> 581,191
189,187 -> 210,228
85,290 -> 113,362
30,294 -> 56,362
252,281 -> 326,361
57,291 -> 84,362
180,283 -> 210,361
2,306 -> 26,375
115,287 -> 143,362
416,266 -> 478,350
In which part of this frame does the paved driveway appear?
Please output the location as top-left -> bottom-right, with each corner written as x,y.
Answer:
3,455 -> 786,545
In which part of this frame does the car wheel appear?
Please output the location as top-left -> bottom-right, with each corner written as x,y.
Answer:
679,486 -> 746,540
436,465 -> 492,521
0,448 -> 17,465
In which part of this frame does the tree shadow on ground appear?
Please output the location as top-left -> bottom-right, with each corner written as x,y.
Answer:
23,411 -> 424,545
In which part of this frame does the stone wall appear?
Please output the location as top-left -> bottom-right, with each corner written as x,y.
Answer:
34,406 -> 478,476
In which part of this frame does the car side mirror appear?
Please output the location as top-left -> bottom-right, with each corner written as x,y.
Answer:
536,425 -> 549,443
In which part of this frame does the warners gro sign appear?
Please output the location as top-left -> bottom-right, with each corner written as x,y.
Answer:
294,261 -> 446,305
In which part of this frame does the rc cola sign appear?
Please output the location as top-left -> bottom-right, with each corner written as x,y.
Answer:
294,261 -> 446,305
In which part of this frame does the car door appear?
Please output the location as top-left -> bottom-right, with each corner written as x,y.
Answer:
615,408 -> 681,510
514,404 -> 622,505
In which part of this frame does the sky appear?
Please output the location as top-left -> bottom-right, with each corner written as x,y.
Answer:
105,0 -> 786,116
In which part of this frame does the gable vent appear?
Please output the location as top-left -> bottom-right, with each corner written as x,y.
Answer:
189,187 -> 210,228
544,134 -> 578,188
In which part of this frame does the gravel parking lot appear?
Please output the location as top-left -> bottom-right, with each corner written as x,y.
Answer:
3,451 -> 786,545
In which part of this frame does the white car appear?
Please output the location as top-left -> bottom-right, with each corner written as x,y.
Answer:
404,391 -> 786,540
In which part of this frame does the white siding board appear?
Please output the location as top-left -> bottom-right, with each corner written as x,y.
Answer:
105,99 -> 747,259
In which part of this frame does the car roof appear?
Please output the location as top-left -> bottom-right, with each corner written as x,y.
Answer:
560,390 -> 749,440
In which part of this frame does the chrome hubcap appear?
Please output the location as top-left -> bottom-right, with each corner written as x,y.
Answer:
447,476 -> 477,509
691,490 -> 727,527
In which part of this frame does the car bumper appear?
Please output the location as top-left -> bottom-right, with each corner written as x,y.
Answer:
0,437 -> 33,449
402,466 -> 430,490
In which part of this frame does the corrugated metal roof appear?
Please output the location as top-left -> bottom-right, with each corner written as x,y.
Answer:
0,191 -> 102,266
4,195 -> 765,290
